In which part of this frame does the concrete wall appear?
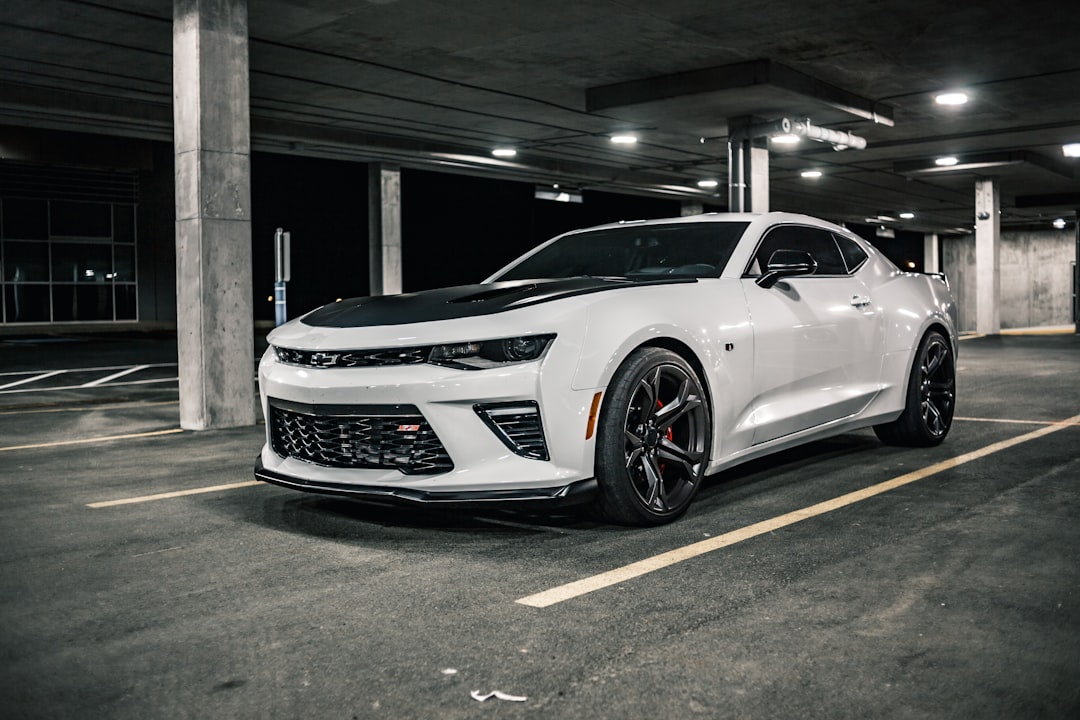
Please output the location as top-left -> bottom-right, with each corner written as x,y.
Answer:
944,230 -> 1076,332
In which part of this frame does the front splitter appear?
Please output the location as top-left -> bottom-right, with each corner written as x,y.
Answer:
255,456 -> 598,510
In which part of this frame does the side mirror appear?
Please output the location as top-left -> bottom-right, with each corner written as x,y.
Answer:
756,249 -> 817,289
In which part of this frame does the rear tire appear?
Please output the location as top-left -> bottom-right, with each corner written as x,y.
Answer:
874,330 -> 955,447
592,348 -> 711,526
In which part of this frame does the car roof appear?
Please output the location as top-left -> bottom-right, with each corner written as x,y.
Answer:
563,211 -> 849,237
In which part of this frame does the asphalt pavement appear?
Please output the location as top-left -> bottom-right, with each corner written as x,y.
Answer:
1,332 -> 1078,719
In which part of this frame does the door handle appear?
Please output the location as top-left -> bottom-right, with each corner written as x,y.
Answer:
850,295 -> 871,308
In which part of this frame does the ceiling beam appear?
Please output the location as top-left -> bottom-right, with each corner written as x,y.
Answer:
585,59 -> 895,127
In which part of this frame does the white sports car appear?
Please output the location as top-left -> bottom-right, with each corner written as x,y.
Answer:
256,212 -> 957,525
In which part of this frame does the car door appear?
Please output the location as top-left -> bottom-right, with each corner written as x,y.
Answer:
741,225 -> 884,445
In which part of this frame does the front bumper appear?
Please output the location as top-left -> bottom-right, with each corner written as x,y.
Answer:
256,318 -> 602,496
255,456 -> 598,509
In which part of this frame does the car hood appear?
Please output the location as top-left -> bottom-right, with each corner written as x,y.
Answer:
300,277 -> 697,328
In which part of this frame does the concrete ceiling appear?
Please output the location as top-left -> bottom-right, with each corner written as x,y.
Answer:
1,0 -> 1079,233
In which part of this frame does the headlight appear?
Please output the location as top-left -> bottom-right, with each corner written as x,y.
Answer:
428,334 -> 555,370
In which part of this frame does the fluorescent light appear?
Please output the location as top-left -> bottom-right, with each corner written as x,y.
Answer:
800,169 -> 822,178
535,186 -> 582,203
610,134 -> 638,144
877,215 -> 897,222
1053,218 -> 1067,229
491,148 -> 517,158
1064,143 -> 1080,158
771,134 -> 801,145
935,92 -> 968,106
696,179 -> 719,188
935,156 -> 959,166
899,212 -> 915,219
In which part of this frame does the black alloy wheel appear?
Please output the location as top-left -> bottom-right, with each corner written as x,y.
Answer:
874,330 -> 956,447
594,348 -> 711,525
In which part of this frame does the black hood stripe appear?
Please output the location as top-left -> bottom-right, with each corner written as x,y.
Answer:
301,277 -> 696,328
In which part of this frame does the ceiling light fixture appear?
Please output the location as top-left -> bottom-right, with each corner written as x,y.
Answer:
900,212 -> 915,220
1063,143 -> 1080,158
935,91 -> 969,106
491,148 -> 517,158
697,179 -> 719,188
1053,218 -> 1067,229
534,185 -> 582,203
771,134 -> 801,145
935,156 -> 959,166
800,169 -> 823,178
610,134 -> 638,144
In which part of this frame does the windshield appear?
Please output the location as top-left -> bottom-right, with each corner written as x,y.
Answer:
492,221 -> 749,281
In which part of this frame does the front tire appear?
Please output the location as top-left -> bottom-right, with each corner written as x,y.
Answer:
593,348 -> 711,526
874,330 -> 956,447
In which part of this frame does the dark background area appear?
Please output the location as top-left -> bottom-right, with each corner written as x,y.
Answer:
2,128 -> 934,327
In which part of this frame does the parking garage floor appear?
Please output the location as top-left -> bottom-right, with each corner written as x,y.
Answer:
1,332 -> 1078,719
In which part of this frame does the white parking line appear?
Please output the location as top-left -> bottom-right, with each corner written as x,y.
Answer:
0,370 -> 65,390
0,363 -> 177,377
515,413 -> 1080,608
0,363 -> 179,395
0,377 -> 179,395
82,364 -> 150,387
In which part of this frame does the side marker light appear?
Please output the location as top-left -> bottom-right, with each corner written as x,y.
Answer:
585,392 -> 603,440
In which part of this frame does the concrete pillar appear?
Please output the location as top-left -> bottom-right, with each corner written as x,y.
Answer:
974,178 -> 1001,335
923,233 -> 940,273
173,0 -> 255,429
368,163 -> 402,295
748,145 -> 769,213
1074,213 -> 1079,333
727,119 -> 769,213
681,200 -> 704,217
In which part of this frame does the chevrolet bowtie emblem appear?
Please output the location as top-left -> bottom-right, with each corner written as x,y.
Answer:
309,352 -> 340,367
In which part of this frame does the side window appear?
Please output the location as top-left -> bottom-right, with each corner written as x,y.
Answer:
746,225 -> 847,276
834,233 -> 868,273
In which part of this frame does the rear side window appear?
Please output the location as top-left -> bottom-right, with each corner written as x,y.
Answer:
746,225 -> 847,276
834,233 -> 868,273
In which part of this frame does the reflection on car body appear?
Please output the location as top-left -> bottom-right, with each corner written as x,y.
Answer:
256,212 -> 957,525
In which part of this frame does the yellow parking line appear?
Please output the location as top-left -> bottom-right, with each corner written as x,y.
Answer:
955,416 -> 1080,426
0,428 -> 183,452
0,400 -> 180,416
516,413 -> 1080,608
88,480 -> 261,508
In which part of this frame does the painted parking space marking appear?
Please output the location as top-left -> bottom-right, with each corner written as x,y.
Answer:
0,400 -> 180,417
0,363 -> 179,395
516,413 -> 1080,608
956,416 -> 1080,426
88,481 -> 261,508
0,428 -> 183,453
0,370 -> 65,390
82,364 -> 151,387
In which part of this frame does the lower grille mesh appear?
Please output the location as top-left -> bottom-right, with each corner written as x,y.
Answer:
269,399 -> 453,475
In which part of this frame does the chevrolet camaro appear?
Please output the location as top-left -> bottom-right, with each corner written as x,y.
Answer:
256,212 -> 957,525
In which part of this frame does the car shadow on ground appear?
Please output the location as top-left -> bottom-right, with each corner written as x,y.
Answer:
223,431 -> 887,546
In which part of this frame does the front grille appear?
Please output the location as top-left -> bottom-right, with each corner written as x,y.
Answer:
275,346 -> 432,368
269,399 -> 453,475
474,402 -> 549,460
